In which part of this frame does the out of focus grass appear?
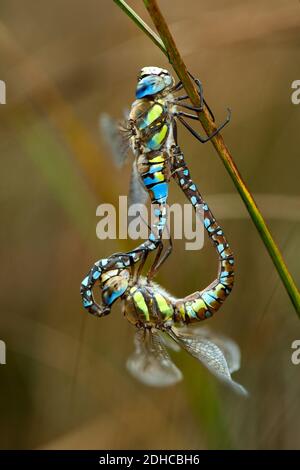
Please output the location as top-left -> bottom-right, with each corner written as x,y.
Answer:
20,115 -> 96,244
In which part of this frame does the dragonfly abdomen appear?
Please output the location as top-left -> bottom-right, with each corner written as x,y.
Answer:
138,151 -> 169,204
170,147 -> 235,324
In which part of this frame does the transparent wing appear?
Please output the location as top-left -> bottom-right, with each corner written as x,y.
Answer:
183,326 -> 241,374
126,328 -> 182,387
99,113 -> 132,167
168,327 -> 248,396
100,113 -> 149,206
129,162 -> 149,207
159,331 -> 181,353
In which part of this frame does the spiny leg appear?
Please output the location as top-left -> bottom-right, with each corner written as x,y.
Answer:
147,234 -> 173,282
133,248 -> 149,283
126,238 -> 169,283
173,73 -> 217,123
172,76 -> 203,112
187,72 -> 216,121
176,108 -> 231,143
173,81 -> 184,92
146,240 -> 164,282
203,98 -> 216,123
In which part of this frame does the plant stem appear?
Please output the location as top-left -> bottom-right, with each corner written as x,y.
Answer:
113,0 -> 165,54
114,0 -> 300,316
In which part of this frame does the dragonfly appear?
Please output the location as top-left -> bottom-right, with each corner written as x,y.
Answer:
80,152 -> 247,395
100,66 -> 231,278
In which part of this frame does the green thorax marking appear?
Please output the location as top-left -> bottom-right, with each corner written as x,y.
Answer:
131,99 -> 169,151
154,292 -> 173,320
132,289 -> 150,322
134,100 -> 165,131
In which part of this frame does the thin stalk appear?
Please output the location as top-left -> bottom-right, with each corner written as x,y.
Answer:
113,0 -> 166,54
114,0 -> 300,315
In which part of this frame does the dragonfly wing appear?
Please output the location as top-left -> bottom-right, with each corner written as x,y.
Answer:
184,326 -> 241,374
128,163 -> 149,207
126,328 -> 182,387
169,327 -> 248,396
208,334 -> 241,374
99,113 -> 131,167
159,331 -> 181,352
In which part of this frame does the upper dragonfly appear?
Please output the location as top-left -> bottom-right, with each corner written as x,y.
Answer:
101,66 -> 231,278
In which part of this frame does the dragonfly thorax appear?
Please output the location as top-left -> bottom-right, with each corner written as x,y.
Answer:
122,280 -> 175,328
129,97 -> 174,154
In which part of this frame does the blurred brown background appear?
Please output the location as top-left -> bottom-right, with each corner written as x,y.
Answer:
0,0 -> 300,450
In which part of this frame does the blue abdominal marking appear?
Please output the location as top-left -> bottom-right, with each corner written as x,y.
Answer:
151,182 -> 168,202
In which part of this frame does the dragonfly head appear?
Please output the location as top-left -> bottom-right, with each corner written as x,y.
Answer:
136,66 -> 174,99
100,268 -> 130,309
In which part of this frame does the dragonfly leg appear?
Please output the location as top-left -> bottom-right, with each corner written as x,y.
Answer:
176,108 -> 231,143
133,248 -> 149,283
190,76 -> 204,109
147,235 -> 173,282
187,72 -> 204,105
146,241 -> 164,281
172,80 -> 203,112
173,74 -> 203,107
174,94 -> 189,101
172,102 -> 203,112
203,97 -> 216,123
190,73 -> 221,123
176,111 -> 200,121
175,73 -> 216,122
173,81 -> 184,91
125,239 -> 167,282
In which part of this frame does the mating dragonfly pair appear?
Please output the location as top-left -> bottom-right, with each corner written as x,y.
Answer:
80,66 -> 247,395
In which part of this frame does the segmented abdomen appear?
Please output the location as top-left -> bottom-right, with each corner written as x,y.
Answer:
137,151 -> 169,204
130,98 -> 171,248
171,150 -> 235,324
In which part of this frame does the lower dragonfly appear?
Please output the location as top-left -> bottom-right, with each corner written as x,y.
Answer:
80,149 -> 247,395
100,66 -> 231,278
